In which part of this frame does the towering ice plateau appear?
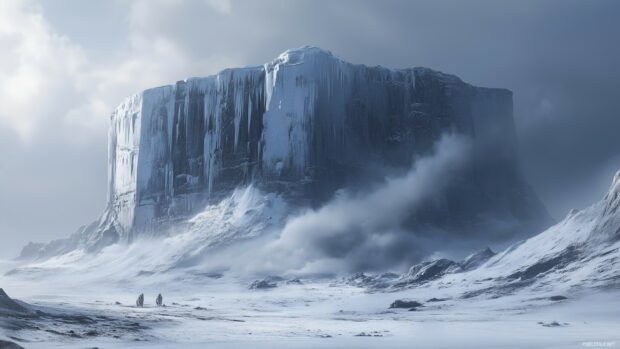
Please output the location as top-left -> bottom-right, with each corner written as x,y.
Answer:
21,46 -> 549,258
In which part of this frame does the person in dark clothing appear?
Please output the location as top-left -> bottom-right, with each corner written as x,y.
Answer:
136,293 -> 144,307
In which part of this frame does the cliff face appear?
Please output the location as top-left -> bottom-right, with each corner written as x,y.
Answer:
21,47 -> 549,257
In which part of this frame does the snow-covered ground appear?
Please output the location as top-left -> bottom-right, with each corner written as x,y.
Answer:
1,269 -> 619,349
2,173 -> 620,348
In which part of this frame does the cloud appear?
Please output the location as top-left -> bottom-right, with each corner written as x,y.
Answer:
205,0 -> 232,14
0,0 -> 239,257
0,0 -> 237,144
0,1 -> 85,139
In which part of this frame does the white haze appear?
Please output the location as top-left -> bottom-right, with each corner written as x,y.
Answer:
249,133 -> 473,276
8,134 -> 472,282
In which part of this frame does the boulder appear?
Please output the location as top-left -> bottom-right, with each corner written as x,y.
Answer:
389,299 -> 423,309
549,295 -> 567,301
249,280 -> 277,290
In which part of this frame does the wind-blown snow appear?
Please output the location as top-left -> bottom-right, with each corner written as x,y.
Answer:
260,134 -> 472,275
11,135 -> 472,279
3,170 -> 620,349
7,186 -> 287,285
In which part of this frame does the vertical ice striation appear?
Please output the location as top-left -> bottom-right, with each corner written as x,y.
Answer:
107,92 -> 144,236
31,46 -> 549,253
106,66 -> 267,236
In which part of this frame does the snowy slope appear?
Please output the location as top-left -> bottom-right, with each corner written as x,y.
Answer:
2,173 -> 619,348
10,171 -> 620,297
10,186 -> 288,284
370,170 -> 620,297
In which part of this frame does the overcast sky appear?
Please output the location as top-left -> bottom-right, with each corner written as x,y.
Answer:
0,0 -> 619,257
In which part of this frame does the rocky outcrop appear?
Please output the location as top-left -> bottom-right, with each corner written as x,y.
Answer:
460,247 -> 496,271
21,46 -> 549,257
249,280 -> 277,290
249,275 -> 284,290
389,299 -> 423,309
344,272 -> 400,289
594,170 -> 620,242
344,247 -> 498,290
0,339 -> 25,349
394,259 -> 462,287
0,289 -> 28,314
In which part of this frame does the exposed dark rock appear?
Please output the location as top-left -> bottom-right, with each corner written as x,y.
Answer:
395,259 -> 461,287
540,321 -> 569,327
509,245 -> 581,280
389,299 -> 423,309
345,272 -> 400,289
354,331 -> 383,337
286,279 -> 303,285
345,272 -> 374,286
460,247 -> 496,271
0,289 -> 28,314
426,297 -> 450,302
156,294 -> 163,307
0,339 -> 25,349
549,295 -> 568,301
249,275 -> 285,289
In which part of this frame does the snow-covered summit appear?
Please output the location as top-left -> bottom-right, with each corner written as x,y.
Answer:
271,46 -> 336,65
460,247 -> 496,271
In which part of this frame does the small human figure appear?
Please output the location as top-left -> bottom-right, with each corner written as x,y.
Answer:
136,293 -> 144,307
156,293 -> 163,307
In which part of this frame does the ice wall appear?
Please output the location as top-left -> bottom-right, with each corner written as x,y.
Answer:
89,46 -> 551,245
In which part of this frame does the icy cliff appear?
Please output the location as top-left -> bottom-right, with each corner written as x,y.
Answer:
21,46 -> 548,257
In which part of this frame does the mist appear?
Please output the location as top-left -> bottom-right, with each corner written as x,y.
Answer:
219,134 -> 472,276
